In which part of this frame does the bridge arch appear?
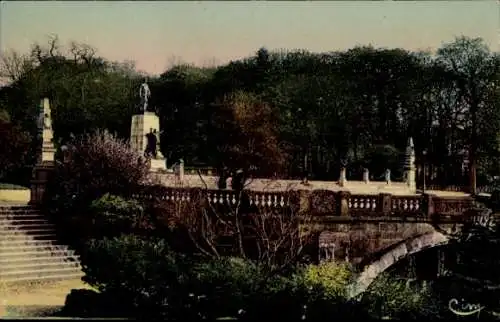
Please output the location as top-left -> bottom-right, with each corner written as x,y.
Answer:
348,231 -> 449,299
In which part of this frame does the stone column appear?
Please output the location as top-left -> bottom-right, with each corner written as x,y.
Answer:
339,168 -> 347,187
179,159 -> 185,184
377,193 -> 392,216
423,193 -> 435,218
336,191 -> 351,216
363,168 -> 369,183
404,137 -> 417,193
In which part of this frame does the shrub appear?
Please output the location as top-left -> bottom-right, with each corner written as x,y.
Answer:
359,273 -> 440,319
189,257 -> 266,319
0,119 -> 31,183
80,235 -> 190,319
88,193 -> 153,238
242,262 -> 358,321
300,261 -> 353,300
60,289 -> 124,318
44,130 -> 150,216
0,183 -> 28,190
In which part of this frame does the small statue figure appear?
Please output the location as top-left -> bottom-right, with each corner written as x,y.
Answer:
43,113 -> 51,129
139,78 -> 151,113
385,169 -> 391,184
144,128 -> 157,158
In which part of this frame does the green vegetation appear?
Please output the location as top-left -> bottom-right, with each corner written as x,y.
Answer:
2,35 -> 499,190
0,183 -> 28,190
2,34 -> 500,319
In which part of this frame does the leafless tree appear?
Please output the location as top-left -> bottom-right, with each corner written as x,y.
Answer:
0,49 -> 34,82
149,173 -> 312,275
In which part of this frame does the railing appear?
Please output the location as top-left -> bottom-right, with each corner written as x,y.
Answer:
131,185 -> 481,220
392,195 -> 422,215
433,196 -> 474,216
132,186 -> 291,209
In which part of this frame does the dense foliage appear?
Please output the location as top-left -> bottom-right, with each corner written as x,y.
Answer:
2,35 -> 499,189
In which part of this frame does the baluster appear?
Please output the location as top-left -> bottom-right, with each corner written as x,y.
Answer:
231,193 -> 237,205
353,198 -> 358,209
267,194 -> 272,207
279,195 -> 285,207
218,193 -> 224,204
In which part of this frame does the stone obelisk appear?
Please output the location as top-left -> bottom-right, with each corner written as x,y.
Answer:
130,79 -> 166,171
403,137 -> 417,194
30,98 -> 56,205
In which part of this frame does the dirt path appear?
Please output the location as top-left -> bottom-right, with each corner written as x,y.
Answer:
1,279 -> 93,317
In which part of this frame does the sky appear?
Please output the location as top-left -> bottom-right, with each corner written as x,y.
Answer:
1,1 -> 499,75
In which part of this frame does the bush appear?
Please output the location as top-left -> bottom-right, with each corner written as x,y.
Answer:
80,235 -> 190,319
88,193 -> 153,238
189,257 -> 266,319
60,289 -> 124,318
44,130 -> 150,216
300,261 -> 353,300
0,119 -> 32,183
359,274 -> 440,319
0,183 -> 28,190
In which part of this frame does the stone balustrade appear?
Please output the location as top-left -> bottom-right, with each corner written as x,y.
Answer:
131,186 -> 476,220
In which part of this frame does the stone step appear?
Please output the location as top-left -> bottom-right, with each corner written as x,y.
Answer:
0,260 -> 81,273
0,271 -> 84,284
0,254 -> 79,266
0,238 -> 60,247
0,266 -> 83,283
0,222 -> 55,229
0,244 -> 72,255
1,226 -> 55,233
0,210 -> 41,216
0,232 -> 57,241
0,215 -> 45,221
0,248 -> 78,260
0,218 -> 48,225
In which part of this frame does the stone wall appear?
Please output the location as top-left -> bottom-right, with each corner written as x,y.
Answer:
315,222 -> 459,265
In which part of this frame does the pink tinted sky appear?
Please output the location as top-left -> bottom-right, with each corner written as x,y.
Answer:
1,1 -> 498,75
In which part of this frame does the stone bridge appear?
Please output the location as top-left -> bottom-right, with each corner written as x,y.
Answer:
132,186 -> 489,296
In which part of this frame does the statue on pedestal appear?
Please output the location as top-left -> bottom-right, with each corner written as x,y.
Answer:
144,128 -> 158,158
139,78 -> 151,113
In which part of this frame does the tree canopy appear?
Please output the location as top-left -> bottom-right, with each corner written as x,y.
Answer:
1,35 -> 499,187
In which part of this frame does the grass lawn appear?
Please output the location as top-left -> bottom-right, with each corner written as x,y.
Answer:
1,279 -> 95,318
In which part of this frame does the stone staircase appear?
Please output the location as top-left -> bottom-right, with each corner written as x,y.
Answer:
0,204 -> 83,284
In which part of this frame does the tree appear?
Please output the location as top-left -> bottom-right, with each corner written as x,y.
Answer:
44,130 -> 150,215
210,91 -> 288,178
0,49 -> 34,83
437,36 -> 500,193
150,184 -> 311,275
0,118 -> 31,183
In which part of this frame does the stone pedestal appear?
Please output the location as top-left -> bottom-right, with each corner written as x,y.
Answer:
29,161 -> 54,206
130,112 -> 166,171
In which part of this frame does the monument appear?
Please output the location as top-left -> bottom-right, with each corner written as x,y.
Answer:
30,98 -> 56,205
403,137 -> 417,193
37,98 -> 56,163
130,79 -> 166,171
